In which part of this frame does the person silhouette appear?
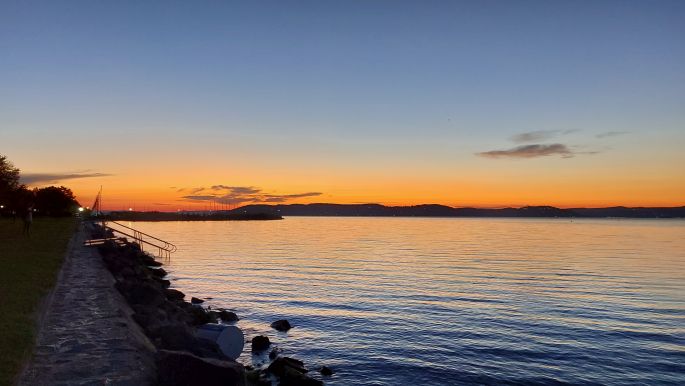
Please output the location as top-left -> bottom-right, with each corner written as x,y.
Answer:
23,206 -> 33,236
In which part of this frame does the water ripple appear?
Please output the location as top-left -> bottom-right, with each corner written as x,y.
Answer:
126,218 -> 685,385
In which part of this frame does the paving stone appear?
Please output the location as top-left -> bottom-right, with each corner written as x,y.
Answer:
19,226 -> 157,385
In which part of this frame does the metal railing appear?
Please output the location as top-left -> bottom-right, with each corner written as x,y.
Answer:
103,221 -> 177,258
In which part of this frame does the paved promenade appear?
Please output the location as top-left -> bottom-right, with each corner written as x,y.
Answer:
19,225 -> 156,385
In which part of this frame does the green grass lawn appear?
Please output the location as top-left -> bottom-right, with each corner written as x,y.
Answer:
0,217 -> 76,386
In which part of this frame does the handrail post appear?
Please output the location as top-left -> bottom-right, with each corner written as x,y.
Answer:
101,222 -> 176,258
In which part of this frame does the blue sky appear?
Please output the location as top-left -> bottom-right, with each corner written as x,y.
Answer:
1,1 -> 684,207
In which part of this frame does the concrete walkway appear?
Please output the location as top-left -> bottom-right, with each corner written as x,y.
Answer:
19,224 -> 156,386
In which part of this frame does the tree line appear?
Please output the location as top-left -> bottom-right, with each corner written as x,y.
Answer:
0,154 -> 80,217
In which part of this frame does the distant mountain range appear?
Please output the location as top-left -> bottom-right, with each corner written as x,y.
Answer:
233,203 -> 685,218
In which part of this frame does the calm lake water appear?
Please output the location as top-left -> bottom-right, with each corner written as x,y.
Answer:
128,217 -> 685,385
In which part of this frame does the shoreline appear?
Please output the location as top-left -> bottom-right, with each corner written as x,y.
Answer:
99,212 -> 283,222
90,222 -> 328,385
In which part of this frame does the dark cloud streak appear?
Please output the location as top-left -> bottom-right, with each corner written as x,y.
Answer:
510,129 -> 579,143
181,195 -> 219,201
180,186 -> 322,205
596,131 -> 628,138
477,144 -> 574,159
21,172 -> 113,184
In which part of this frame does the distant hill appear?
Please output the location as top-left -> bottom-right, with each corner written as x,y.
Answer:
103,211 -> 282,221
230,203 -> 685,218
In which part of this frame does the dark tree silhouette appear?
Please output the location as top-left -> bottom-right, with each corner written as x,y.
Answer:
34,186 -> 80,217
0,155 -> 21,207
11,186 -> 35,213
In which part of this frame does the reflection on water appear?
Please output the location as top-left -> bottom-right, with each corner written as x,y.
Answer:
128,218 -> 685,385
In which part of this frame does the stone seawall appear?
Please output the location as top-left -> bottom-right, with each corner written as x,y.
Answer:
19,224 -> 157,385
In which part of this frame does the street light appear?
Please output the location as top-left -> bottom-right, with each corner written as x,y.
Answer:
78,207 -> 84,212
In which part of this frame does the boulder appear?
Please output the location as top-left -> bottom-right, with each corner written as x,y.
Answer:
156,349 -> 245,386
219,310 -> 239,322
150,324 -> 197,351
191,297 -> 204,304
267,357 -> 306,377
155,278 -> 171,288
186,305 -> 212,325
119,266 -> 136,278
320,366 -> 334,376
207,310 -> 220,324
140,253 -> 162,266
270,319 -> 292,332
131,304 -> 167,331
116,281 -> 165,306
151,267 -> 168,278
251,335 -> 270,352
267,357 -> 323,386
165,289 -> 185,301
150,325 -> 223,359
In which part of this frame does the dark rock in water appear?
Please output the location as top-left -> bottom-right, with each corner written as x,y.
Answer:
139,252 -> 162,266
185,305 -> 212,325
269,348 -> 279,360
219,310 -> 239,322
151,267 -> 168,278
156,349 -> 244,386
165,289 -> 185,301
320,366 -> 334,376
156,278 -> 171,289
270,319 -> 292,331
267,357 -> 306,376
191,296 -> 204,304
251,335 -> 271,352
207,310 -> 220,324
268,357 -> 323,386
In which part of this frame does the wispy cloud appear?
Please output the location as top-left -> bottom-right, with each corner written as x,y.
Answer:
181,195 -> 219,201
510,129 -> 578,143
596,131 -> 629,138
180,185 -> 322,205
476,144 -> 574,159
210,185 -> 261,195
21,172 -> 113,185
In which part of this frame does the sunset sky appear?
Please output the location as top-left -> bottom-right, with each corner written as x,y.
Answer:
2,1 -> 684,210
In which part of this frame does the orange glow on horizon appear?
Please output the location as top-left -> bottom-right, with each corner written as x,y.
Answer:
17,140 -> 685,212
50,177 -> 684,212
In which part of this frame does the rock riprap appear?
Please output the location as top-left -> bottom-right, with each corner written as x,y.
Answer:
270,319 -> 292,331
